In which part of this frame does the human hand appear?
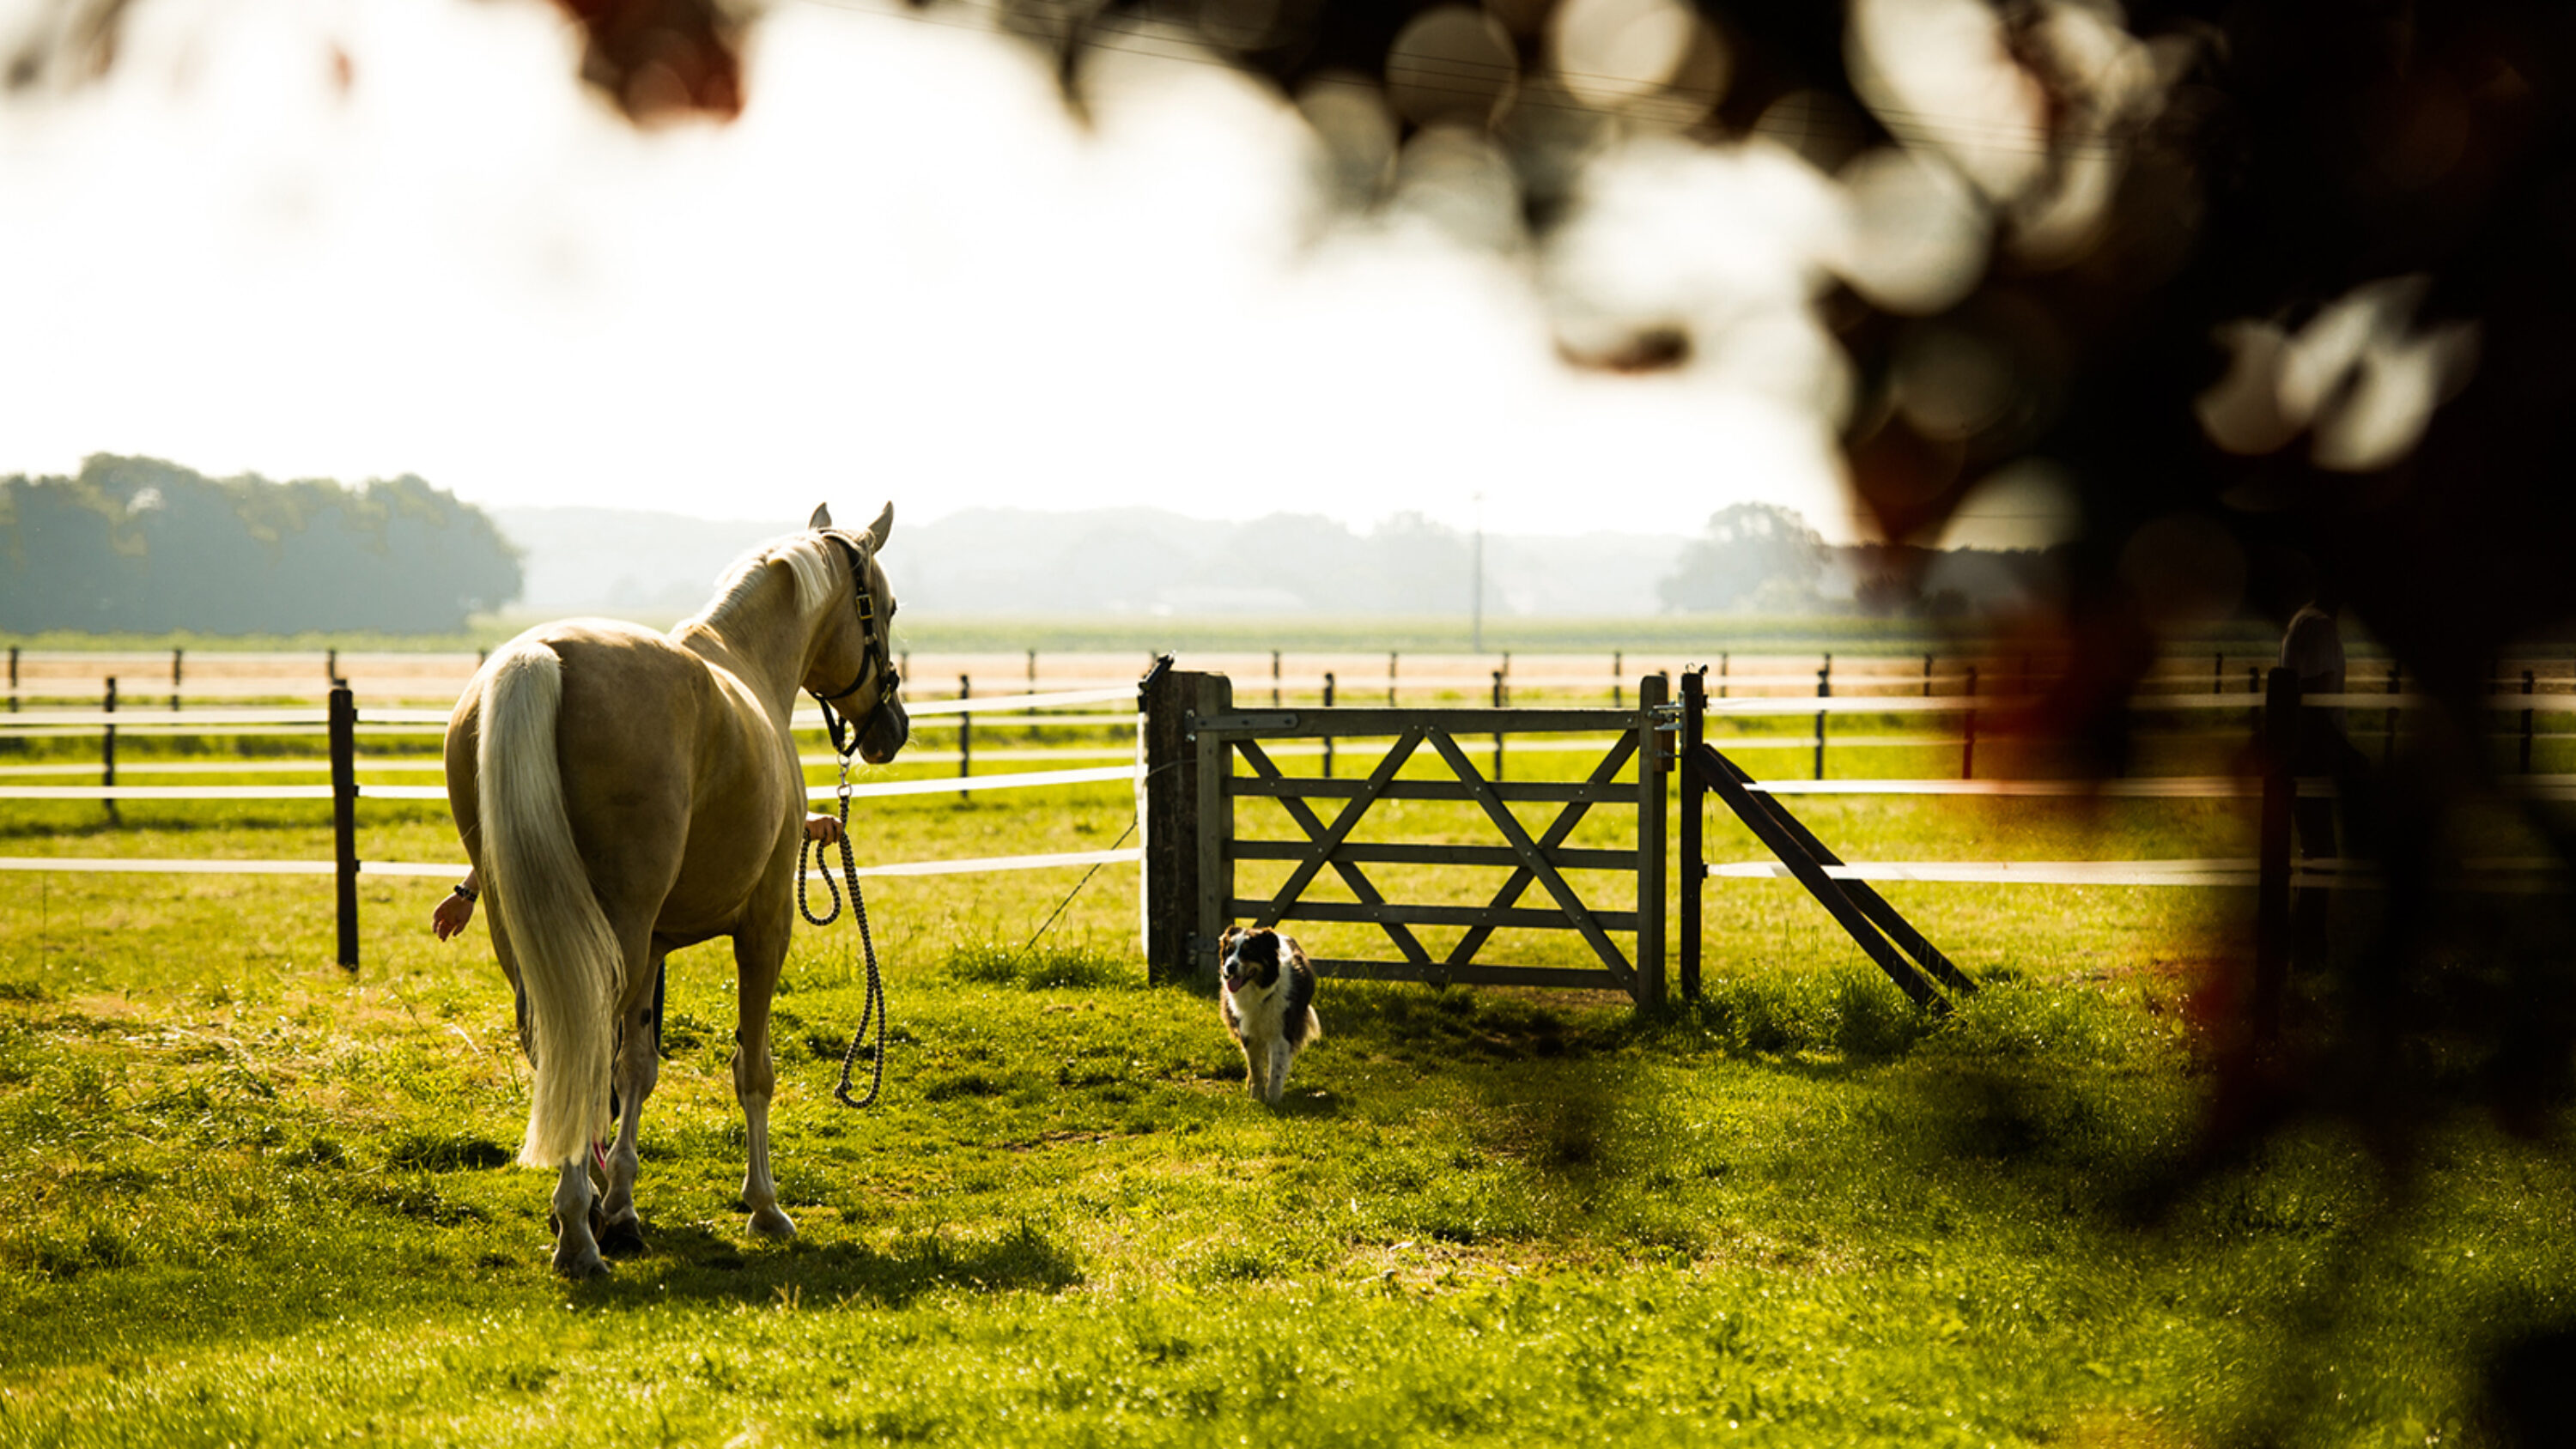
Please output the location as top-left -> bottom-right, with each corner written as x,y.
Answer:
432,889 -> 476,941
804,814 -> 844,846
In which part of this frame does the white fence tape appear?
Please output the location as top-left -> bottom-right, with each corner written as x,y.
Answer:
807,765 -> 1138,800
0,849 -> 1140,879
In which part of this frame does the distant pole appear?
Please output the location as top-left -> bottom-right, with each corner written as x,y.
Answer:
326,647 -> 340,686
171,647 -> 184,712
1923,652 -> 1933,698
1492,670 -> 1506,780
1388,651 -> 1398,706
958,675 -> 972,801
1272,650 -> 1282,709
8,646 -> 16,713
1026,649 -> 1040,742
1613,650 -> 1623,708
1470,492 -> 1485,652
1717,652 -> 1729,700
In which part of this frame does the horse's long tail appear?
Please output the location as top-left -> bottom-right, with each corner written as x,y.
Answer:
477,640 -> 620,1169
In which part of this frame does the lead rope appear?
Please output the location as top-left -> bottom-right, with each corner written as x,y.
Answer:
798,747 -> 886,1109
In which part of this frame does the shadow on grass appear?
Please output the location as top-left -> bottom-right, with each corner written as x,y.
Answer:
576,1217 -> 1083,1309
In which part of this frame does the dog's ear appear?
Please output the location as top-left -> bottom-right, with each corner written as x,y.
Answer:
1281,934 -> 1308,969
1218,925 -> 1242,955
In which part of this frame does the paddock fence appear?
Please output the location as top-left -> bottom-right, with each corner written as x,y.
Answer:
7,648 -> 2573,998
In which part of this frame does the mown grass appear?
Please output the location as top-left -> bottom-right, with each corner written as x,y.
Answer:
0,720 -> 2567,1446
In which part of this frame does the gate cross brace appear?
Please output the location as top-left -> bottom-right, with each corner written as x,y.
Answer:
1686,742 -> 1950,1011
1427,728 -> 1637,991
1445,731 -> 1639,971
1235,739 -> 1435,969
1252,725 -> 1426,931
1695,745 -> 1977,997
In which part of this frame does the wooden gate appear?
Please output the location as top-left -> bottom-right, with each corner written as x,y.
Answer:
1142,667 -> 1671,1006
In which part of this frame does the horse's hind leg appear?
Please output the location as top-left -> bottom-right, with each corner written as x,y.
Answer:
550,1160 -> 605,1278
489,902 -> 605,1276
594,954 -> 667,1257
731,926 -> 796,1240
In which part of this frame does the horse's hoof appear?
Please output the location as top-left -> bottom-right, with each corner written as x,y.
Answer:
596,1212 -> 648,1258
553,1246 -> 609,1280
747,1206 -> 797,1240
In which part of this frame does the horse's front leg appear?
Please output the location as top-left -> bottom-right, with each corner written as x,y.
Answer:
594,954 -> 667,1256
731,924 -> 796,1240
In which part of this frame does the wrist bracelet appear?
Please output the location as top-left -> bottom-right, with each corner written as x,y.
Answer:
452,883 -> 477,902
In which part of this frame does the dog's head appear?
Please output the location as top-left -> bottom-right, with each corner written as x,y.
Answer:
1219,925 -> 1285,996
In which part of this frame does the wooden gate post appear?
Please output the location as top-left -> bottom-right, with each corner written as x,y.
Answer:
2253,666 -> 2300,1040
1679,666 -> 1705,1000
1143,666 -> 1232,984
330,684 -> 361,973
1636,671 -> 1669,1011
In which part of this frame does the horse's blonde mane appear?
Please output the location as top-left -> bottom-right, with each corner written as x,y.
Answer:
685,533 -> 838,629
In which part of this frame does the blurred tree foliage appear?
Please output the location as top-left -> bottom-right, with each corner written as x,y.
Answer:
0,456 -> 521,634
1656,502 -> 1826,612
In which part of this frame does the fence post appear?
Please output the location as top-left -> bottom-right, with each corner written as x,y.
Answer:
171,647 -> 183,712
1962,665 -> 1979,780
2521,670 -> 2537,773
1321,672 -> 1335,779
1192,672 -> 1236,985
1923,652 -> 1933,697
326,647 -> 340,686
1142,668 -> 1231,985
101,679 -> 118,826
1492,669 -> 1506,780
1388,651 -> 1398,706
1814,652 -> 1831,781
1680,666 -> 1704,1001
1717,652 -> 1728,700
2254,667 -> 2300,1041
1635,671 -> 1668,1012
1272,651 -> 1282,709
7,646 -> 16,713
1027,649 -> 1039,740
331,685 -> 360,973
957,675 -> 972,801
1613,650 -> 1623,708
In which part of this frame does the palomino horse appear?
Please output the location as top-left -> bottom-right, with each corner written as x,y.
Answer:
444,503 -> 908,1277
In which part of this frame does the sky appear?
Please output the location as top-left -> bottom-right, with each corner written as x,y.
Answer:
0,0 -> 2012,545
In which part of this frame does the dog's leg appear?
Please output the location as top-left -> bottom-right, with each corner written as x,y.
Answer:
1265,1039 -> 1293,1106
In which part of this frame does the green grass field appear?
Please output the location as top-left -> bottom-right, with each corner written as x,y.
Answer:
0,708 -> 2567,1446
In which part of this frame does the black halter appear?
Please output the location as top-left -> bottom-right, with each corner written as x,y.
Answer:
810,530 -> 897,759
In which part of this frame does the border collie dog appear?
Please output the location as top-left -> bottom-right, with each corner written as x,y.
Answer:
1218,925 -> 1321,1105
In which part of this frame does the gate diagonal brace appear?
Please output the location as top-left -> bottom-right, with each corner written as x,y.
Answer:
1426,728 -> 1637,991
1686,742 -> 1959,1012
1698,746 -> 1977,997
1254,725 -> 1426,930
1235,739 -> 1436,970
1447,732 -> 1639,971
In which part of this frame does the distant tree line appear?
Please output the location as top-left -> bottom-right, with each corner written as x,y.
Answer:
1658,502 -> 2066,621
0,456 -> 521,634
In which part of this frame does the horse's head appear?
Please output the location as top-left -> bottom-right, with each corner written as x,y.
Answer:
804,501 -> 910,766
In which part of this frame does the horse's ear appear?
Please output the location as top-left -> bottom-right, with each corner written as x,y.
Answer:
808,503 -> 834,530
864,501 -> 893,551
